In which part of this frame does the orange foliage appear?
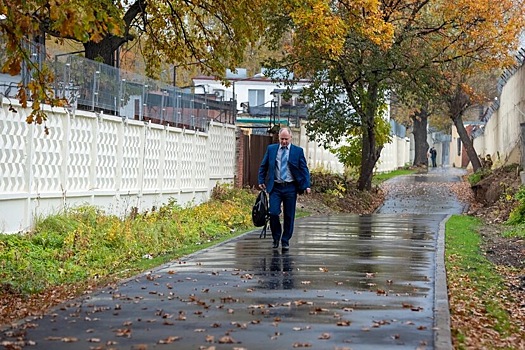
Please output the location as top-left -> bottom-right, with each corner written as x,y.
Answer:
0,0 -> 123,124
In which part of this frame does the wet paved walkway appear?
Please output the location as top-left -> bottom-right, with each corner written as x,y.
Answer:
1,167 -> 466,349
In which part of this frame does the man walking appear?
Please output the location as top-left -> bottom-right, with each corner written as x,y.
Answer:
429,147 -> 437,167
258,127 -> 311,251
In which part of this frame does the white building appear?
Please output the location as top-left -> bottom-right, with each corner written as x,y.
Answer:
192,69 -> 311,121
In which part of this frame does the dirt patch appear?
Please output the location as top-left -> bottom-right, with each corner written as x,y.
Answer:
297,172 -> 384,215
481,224 -> 525,269
469,164 -> 522,223
297,189 -> 384,216
466,165 -> 524,270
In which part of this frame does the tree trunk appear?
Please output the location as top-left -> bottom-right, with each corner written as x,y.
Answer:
357,84 -> 382,191
358,129 -> 383,190
452,115 -> 482,171
448,85 -> 482,171
82,1 -> 143,66
411,109 -> 430,166
84,36 -> 125,66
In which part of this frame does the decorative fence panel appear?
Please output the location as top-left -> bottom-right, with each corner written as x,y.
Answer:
67,114 -> 93,191
143,126 -> 164,191
163,131 -> 180,190
31,115 -> 64,194
121,122 -> 142,191
0,106 -> 28,194
0,101 -> 236,233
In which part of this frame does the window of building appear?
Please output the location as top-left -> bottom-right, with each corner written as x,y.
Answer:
248,89 -> 265,107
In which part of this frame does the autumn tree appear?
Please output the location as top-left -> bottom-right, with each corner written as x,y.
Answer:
265,0 -> 524,189
389,0 -> 519,170
0,0 -> 272,123
0,0 -> 123,123
263,1 -> 395,190
423,0 -> 525,172
266,1 -> 461,190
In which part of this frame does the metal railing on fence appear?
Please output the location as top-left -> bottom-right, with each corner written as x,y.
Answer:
51,55 -> 236,131
0,40 -> 236,131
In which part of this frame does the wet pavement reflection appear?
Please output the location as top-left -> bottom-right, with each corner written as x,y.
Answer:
1,168 -> 465,349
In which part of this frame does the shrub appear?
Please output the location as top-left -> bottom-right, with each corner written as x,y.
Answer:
310,170 -> 347,193
468,168 -> 491,185
506,186 -> 525,225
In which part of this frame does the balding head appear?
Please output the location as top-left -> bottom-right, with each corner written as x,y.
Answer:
279,127 -> 292,148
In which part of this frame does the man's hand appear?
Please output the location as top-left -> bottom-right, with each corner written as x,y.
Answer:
259,184 -> 266,190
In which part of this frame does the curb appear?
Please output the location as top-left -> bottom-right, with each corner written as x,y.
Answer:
434,214 -> 453,350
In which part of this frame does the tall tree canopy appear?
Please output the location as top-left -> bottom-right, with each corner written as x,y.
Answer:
1,0 -> 122,123
266,0 -> 524,189
0,0 -> 271,123
425,0 -> 525,172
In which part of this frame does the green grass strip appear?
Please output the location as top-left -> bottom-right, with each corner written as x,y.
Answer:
445,215 -> 516,343
373,168 -> 417,184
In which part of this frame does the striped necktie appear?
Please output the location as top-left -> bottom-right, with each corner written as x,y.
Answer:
280,146 -> 288,181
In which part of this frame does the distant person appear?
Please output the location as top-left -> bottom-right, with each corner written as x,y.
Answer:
258,127 -> 311,251
484,154 -> 493,169
429,147 -> 437,167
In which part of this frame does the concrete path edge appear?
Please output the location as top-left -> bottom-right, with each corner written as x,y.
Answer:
434,214 -> 453,350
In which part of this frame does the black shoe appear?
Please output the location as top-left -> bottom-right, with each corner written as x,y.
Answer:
281,243 -> 289,251
272,241 -> 279,249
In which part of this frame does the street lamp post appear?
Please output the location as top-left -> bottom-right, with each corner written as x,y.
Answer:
92,69 -> 100,111
232,80 -> 236,123
141,84 -> 149,121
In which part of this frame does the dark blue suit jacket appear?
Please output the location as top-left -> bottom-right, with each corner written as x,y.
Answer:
258,143 -> 311,194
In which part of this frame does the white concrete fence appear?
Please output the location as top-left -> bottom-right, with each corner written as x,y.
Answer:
0,101 -> 236,233
471,62 -> 525,168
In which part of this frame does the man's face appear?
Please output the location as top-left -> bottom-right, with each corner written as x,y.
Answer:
279,131 -> 291,147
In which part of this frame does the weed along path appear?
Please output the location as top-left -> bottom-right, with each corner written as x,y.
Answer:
1,167 -> 466,349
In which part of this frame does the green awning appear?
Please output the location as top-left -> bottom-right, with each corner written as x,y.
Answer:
236,117 -> 289,125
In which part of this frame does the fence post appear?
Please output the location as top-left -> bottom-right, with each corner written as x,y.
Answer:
520,123 -> 525,185
25,110 -> 35,232
61,107 -> 71,208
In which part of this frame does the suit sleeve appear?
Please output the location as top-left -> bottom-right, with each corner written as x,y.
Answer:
258,148 -> 270,185
288,146 -> 310,191
298,149 -> 311,190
